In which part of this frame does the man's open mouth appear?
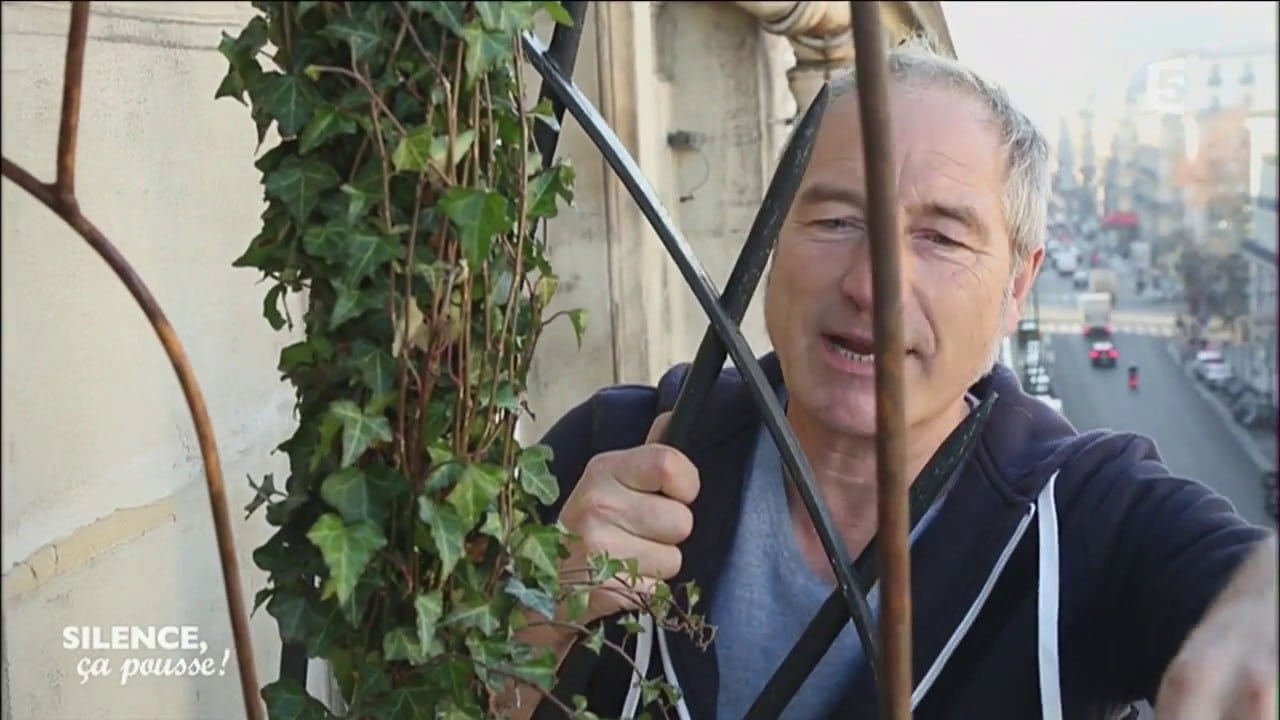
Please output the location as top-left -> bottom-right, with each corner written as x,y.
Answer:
823,333 -> 876,364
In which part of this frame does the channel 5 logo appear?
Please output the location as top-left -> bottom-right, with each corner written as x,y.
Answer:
1146,58 -> 1188,115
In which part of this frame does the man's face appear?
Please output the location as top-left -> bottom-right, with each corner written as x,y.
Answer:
764,84 -> 1043,437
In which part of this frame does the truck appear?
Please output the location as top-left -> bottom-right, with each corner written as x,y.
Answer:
1088,268 -> 1117,296
1079,292 -> 1113,339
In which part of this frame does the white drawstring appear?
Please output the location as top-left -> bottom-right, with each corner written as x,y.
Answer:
620,470 -> 1064,720
621,615 -> 655,719
1036,470 -> 1064,720
620,615 -> 692,720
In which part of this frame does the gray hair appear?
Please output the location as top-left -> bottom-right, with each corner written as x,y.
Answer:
823,36 -> 1051,273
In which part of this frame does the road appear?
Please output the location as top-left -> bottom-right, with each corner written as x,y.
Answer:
1047,330 -> 1275,529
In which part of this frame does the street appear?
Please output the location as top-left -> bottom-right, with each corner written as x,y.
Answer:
1033,265 -> 1275,529
1048,330 -> 1275,528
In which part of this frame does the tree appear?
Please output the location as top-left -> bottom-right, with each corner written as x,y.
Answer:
1178,248 -> 1249,326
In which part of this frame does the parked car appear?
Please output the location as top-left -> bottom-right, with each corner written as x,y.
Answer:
1191,350 -> 1232,388
1199,360 -> 1233,389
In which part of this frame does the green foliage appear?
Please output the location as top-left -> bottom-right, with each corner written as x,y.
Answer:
214,3 -> 705,718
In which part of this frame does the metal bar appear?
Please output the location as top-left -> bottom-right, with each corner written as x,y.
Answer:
532,1 -> 589,171
847,4 -> 913,719
521,30 -> 879,686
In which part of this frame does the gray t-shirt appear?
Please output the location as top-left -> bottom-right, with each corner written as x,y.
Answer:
711,394 -> 972,719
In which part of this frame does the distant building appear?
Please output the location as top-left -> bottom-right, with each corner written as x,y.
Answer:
1241,155 -> 1278,402
1118,46 -> 1277,257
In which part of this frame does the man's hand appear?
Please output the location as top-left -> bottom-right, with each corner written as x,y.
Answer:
1156,537 -> 1278,719
556,412 -> 701,625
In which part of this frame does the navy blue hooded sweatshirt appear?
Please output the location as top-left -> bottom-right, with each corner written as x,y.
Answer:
534,353 -> 1270,720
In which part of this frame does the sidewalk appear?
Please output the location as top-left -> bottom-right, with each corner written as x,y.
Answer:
1165,340 -> 1278,473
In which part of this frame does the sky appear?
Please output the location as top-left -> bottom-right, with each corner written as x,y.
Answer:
943,1 -> 1278,136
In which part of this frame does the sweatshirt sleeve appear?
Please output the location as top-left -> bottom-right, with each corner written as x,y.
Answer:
1090,435 -> 1272,703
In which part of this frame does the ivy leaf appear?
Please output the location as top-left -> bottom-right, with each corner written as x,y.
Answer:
504,576 -> 555,619
414,591 -> 445,649
301,221 -> 346,262
261,679 -> 334,720
516,525 -> 565,582
383,627 -> 428,665
344,227 -> 401,282
263,284 -> 288,331
476,1 -> 537,33
459,25 -> 512,78
567,309 -> 587,347
320,466 -> 397,525
254,72 -> 319,137
438,188 -> 512,266
266,591 -> 312,644
307,513 -> 387,606
505,648 -> 558,694
265,156 -> 340,223
351,340 -> 395,395
445,464 -> 505,528
214,16 -> 267,104
324,15 -> 385,61
538,0 -> 575,25
329,278 -> 382,330
299,106 -> 357,154
383,685 -> 439,720
392,127 -> 477,175
444,594 -> 500,635
419,498 -> 467,581
410,1 -> 465,35
517,445 -> 559,506
527,164 -> 575,219
328,400 -> 392,467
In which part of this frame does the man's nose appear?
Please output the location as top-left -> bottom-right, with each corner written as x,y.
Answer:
838,227 -> 913,310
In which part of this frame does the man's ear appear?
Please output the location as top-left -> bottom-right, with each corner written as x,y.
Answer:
1004,246 -> 1045,336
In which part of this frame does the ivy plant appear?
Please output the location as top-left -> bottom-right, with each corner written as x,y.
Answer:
217,2 -> 704,719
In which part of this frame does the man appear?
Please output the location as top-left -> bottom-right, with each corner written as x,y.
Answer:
512,40 -> 1278,720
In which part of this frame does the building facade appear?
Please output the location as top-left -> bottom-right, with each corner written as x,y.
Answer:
1240,155 -> 1278,403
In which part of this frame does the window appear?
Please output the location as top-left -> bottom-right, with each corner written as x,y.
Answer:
1241,62 -> 1256,86
1207,63 -> 1223,87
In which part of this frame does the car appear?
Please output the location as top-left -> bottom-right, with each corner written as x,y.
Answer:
1199,360 -> 1233,389
1072,269 -> 1089,290
1089,341 -> 1118,368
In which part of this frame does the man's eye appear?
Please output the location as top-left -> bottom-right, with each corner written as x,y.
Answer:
813,218 -> 861,231
919,230 -> 963,248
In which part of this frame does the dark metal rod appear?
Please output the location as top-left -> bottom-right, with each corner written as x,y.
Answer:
664,86 -> 831,444
532,1 -> 589,171
848,4 -> 913,719
521,31 -> 877,672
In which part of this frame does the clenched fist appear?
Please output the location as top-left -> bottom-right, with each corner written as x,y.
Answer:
556,412 -> 701,625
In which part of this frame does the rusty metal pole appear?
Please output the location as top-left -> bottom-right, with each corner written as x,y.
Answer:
848,3 -> 912,719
